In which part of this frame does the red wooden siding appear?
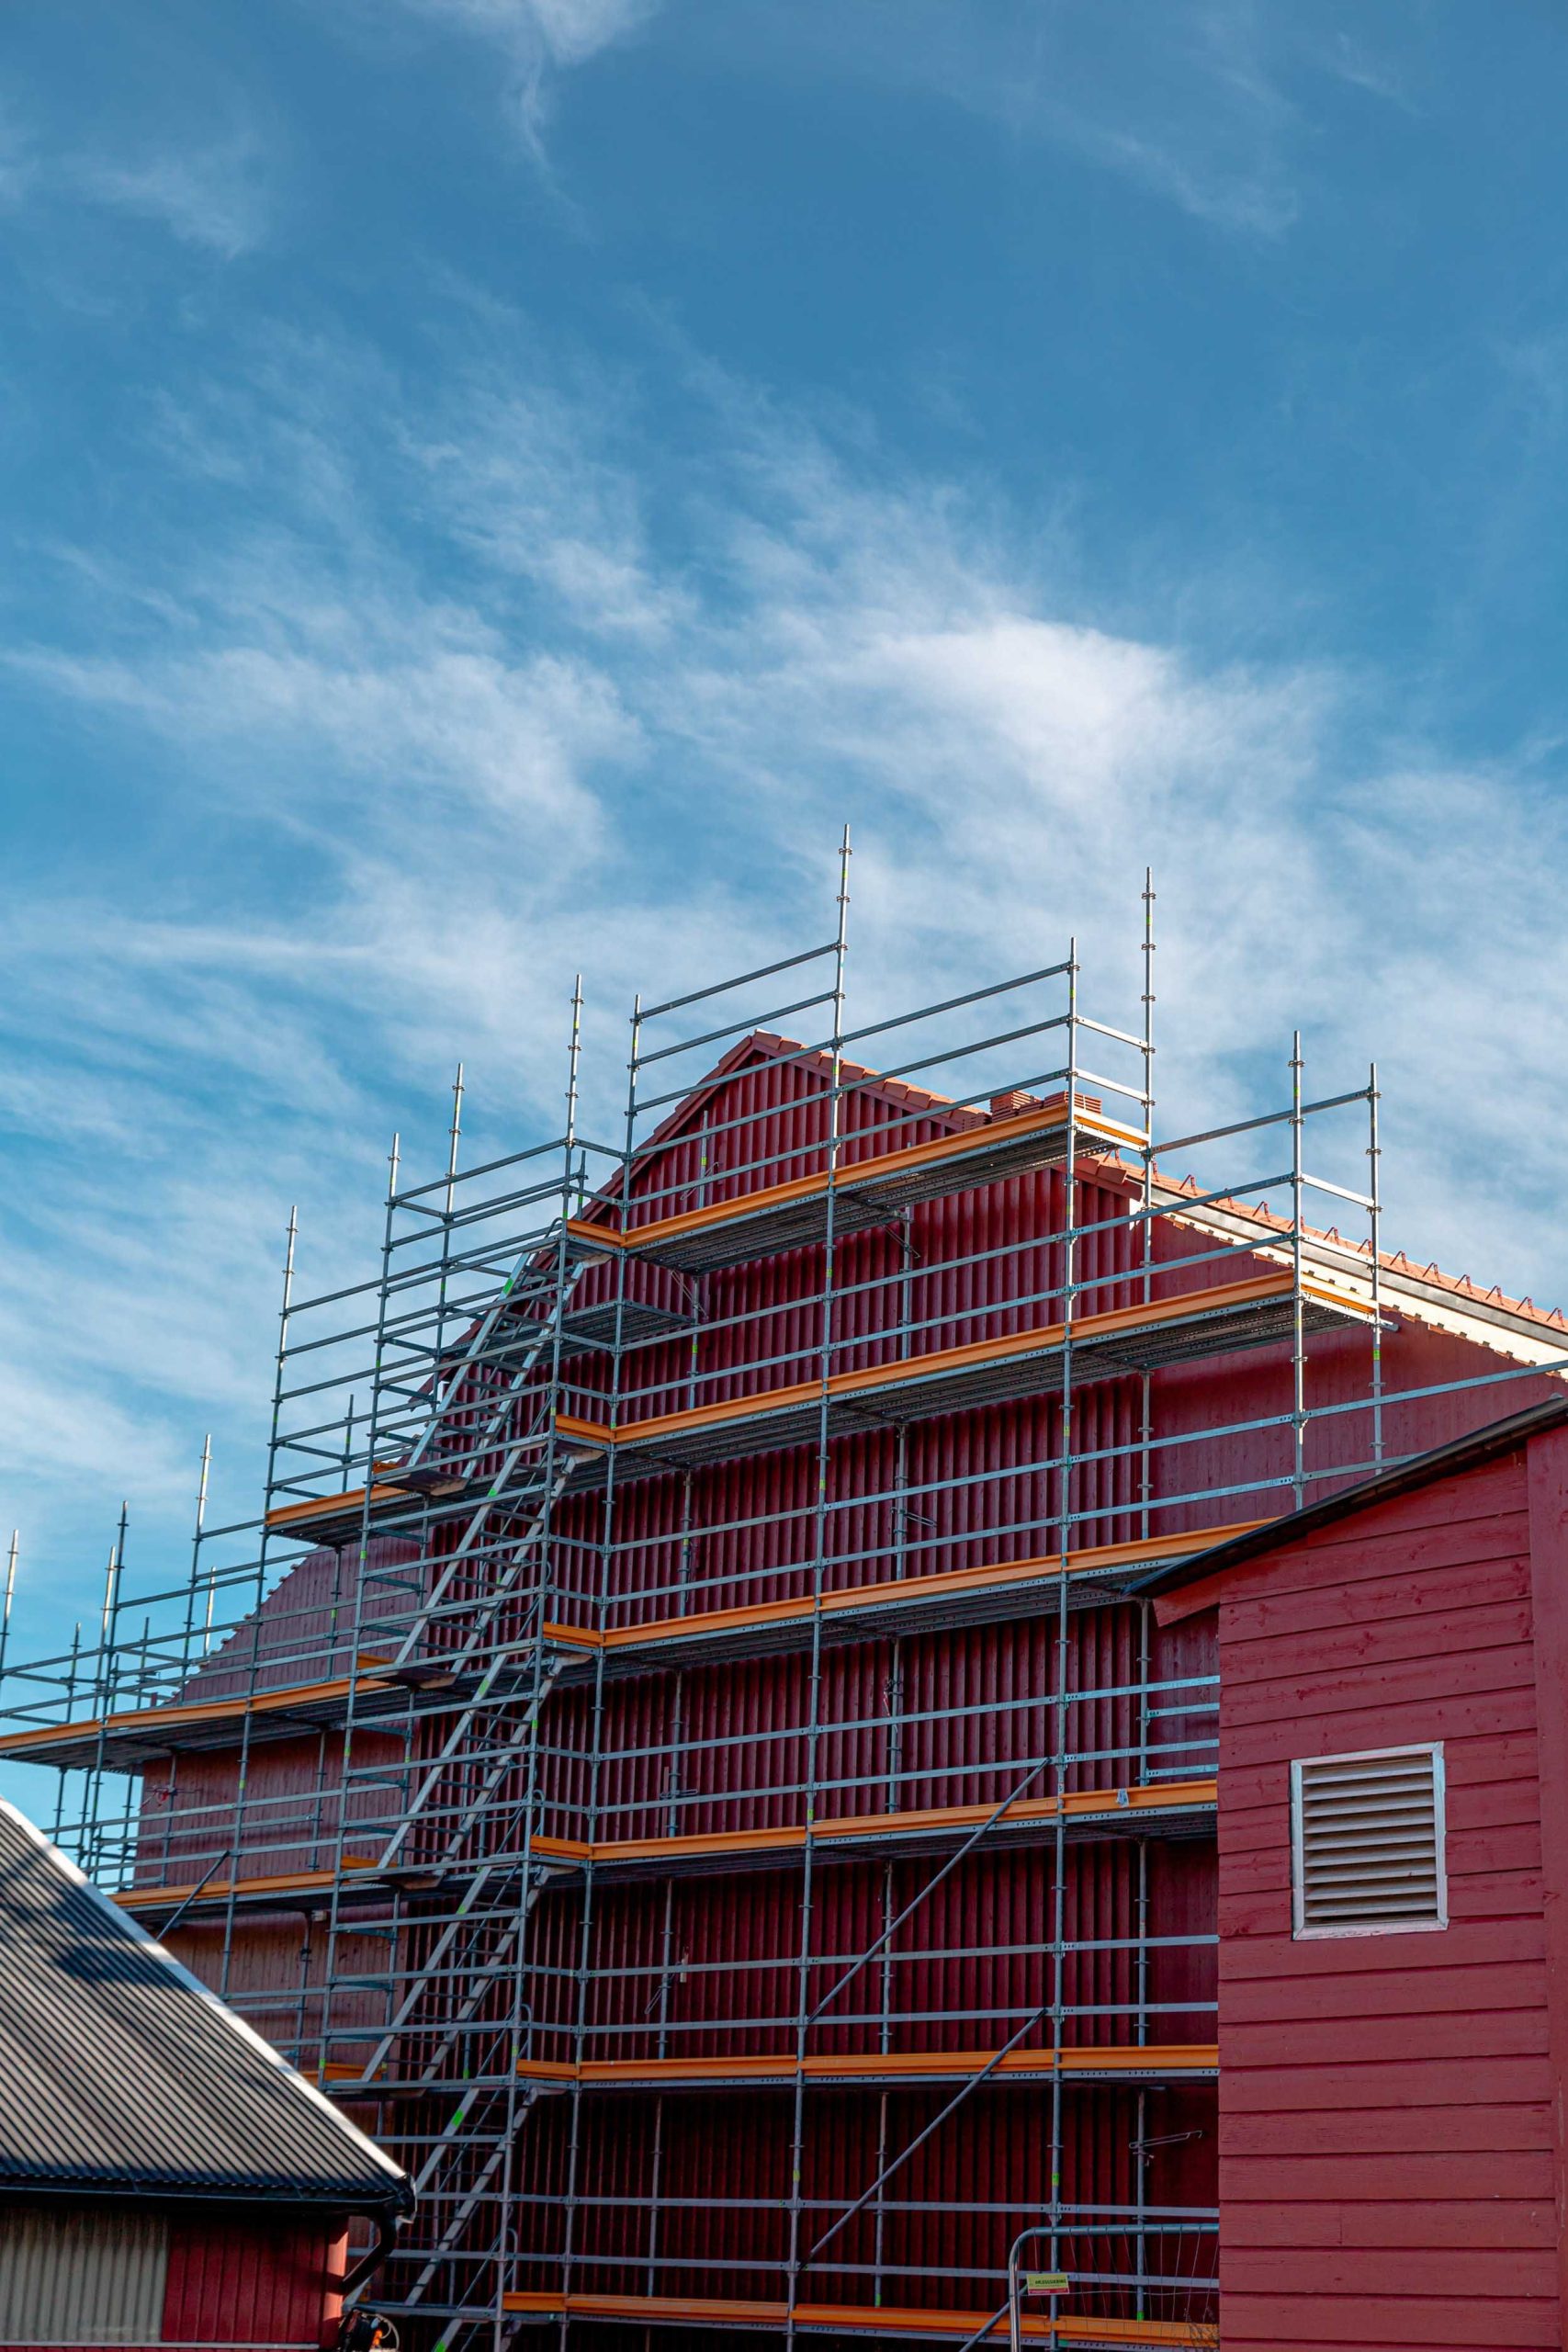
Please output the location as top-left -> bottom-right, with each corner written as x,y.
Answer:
162,2216 -> 349,2349
1190,1442 -> 1568,2351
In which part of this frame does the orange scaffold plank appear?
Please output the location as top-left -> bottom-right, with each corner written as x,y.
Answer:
566,1097 -> 1145,1269
588,1780 -> 1217,1871
591,1521 -> 1267,1665
0,1621 -> 601,1773
115,1859 -> 382,1914
103,1786 -> 1215,1924
516,2044 -> 1217,2091
115,1833 -> 592,1917
502,2290 -> 1213,2343
556,1270 -> 1371,1471
0,1529 -> 1254,1773
0,1665 -> 398,1763
265,1460 -> 421,1535
260,1270 -> 1353,1530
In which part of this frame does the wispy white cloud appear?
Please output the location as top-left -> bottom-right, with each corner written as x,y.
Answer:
0,114 -> 272,261
374,0 -> 657,157
410,382 -> 689,639
71,136 -> 271,258
5,295 -> 1567,1655
1317,28 -> 1419,112
17,639 -> 635,825
395,0 -> 656,65
687,0 -> 1305,238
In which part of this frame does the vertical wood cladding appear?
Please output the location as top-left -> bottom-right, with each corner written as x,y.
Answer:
162,2215 -> 349,2350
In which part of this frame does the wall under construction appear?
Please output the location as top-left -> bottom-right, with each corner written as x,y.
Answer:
5,865 -> 1565,2349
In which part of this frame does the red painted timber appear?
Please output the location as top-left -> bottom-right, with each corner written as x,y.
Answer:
1221,1958 -> 1551,2022
1225,2247 -> 1559,2297
1219,2294 -> 1556,2348
1224,2199 -> 1556,2248
1221,1687 -> 1540,1777
1215,1545 -> 1534,1645
161,2215 -> 347,2349
1156,1485 -> 1534,1629
1206,1440 -> 1568,2350
1219,2104 -> 1556,2156
1219,2151 -> 1557,2201
1527,1421 -> 1568,2349
1224,2008 -> 1550,2067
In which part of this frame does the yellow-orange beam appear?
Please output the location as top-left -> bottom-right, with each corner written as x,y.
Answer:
265,1464 -> 411,1532
599,1521 -> 1265,1654
566,1099 -> 1144,1260
589,1780 -> 1215,1868
502,2290 -> 1213,2344
517,2043 -> 1216,2089
0,1664 -> 399,1759
814,1778 -> 1213,1846
262,1270 -> 1337,1530
560,1269 -> 1366,1454
114,1833 -> 592,1915
2,1527 -> 1255,1768
115,1859 -> 381,1912
96,1785 -> 1213,1917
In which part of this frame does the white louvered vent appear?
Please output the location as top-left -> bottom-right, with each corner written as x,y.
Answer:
1291,1743 -> 1447,1939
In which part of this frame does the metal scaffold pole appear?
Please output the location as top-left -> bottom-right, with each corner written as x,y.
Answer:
5,888 -> 1531,2349
784,825 -> 852,2349
1044,941 -> 1080,2336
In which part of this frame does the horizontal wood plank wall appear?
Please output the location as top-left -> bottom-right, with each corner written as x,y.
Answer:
1213,1451 -> 1561,2352
1525,1422 -> 1568,2352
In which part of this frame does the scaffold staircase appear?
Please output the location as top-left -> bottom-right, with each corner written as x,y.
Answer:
296,1161 -> 603,2344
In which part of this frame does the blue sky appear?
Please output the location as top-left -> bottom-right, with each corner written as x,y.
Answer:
4,0 -> 1568,1689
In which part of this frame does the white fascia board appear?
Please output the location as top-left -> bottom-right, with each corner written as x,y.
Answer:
1142,1185 -> 1568,1372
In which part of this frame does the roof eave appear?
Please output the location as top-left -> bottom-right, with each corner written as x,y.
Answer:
1140,1394 -> 1568,1611
1138,1180 -> 1568,1365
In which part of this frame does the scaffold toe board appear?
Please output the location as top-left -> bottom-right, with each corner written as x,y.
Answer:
579,1521 -> 1267,1679
502,2291 -> 1214,2344
262,1461 -> 563,1543
584,1781 -> 1217,1877
561,1270 -> 1373,1481
514,2043 -> 1218,2094
114,1838 -> 587,1918
566,1098 -> 1146,1276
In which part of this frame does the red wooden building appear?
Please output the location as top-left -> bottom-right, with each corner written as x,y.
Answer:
1147,1397 -> 1568,2352
3,943 -> 1566,2348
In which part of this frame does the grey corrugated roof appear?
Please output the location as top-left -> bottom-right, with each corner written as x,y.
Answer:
0,1801 -> 411,2211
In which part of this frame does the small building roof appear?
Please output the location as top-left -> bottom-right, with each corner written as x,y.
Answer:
1141,1396 -> 1568,1615
0,1800 -> 412,2213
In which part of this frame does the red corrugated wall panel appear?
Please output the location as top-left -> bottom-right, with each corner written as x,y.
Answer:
89,2215 -> 348,2351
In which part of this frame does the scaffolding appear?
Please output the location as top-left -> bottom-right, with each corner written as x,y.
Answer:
5,854 -> 1566,2350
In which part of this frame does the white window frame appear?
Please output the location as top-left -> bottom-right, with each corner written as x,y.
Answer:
1290,1740 -> 1448,1940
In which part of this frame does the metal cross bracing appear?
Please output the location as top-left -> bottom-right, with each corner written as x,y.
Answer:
6,857 -> 1568,2348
